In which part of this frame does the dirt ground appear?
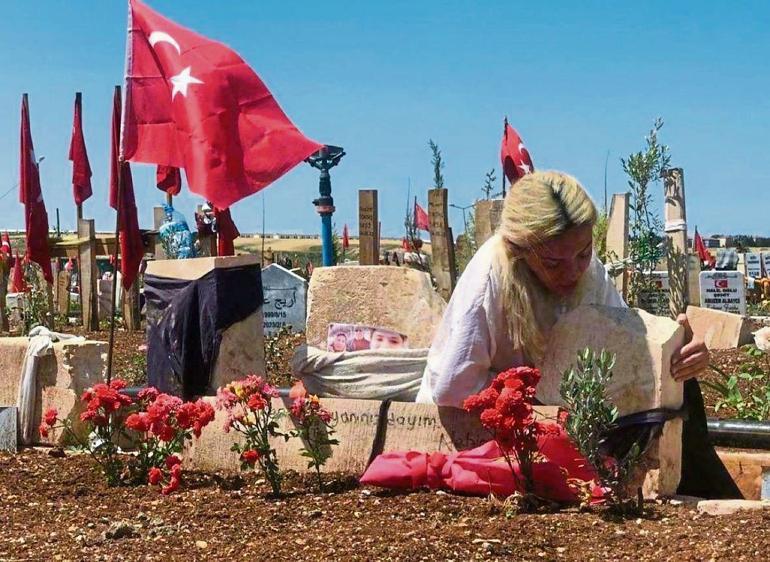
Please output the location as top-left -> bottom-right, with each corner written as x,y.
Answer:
2,449 -> 769,562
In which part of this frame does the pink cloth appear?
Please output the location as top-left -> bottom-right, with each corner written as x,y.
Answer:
361,424 -> 601,503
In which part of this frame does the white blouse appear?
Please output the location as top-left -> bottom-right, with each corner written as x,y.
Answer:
416,234 -> 626,407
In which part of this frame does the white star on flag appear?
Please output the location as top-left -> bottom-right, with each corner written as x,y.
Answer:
170,67 -> 203,100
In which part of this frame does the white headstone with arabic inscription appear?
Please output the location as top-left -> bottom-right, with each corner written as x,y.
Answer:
699,270 -> 747,315
746,253 -> 763,279
261,264 -> 308,336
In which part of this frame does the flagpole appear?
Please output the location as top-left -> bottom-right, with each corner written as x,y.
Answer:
75,92 -> 84,222
106,85 -> 123,384
501,117 -> 508,198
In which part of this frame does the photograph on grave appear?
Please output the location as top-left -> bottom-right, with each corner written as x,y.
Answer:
326,322 -> 409,352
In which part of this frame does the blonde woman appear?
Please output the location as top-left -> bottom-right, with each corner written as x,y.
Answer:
416,170 -> 740,498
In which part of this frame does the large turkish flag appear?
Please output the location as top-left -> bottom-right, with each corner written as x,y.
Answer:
122,0 -> 323,209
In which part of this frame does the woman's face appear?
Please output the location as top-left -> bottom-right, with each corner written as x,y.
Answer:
522,223 -> 594,297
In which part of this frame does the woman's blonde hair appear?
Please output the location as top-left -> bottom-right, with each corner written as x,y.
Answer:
493,170 -> 597,362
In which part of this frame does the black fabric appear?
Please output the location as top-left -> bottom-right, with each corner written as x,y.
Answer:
144,264 -> 262,400
677,379 -> 743,499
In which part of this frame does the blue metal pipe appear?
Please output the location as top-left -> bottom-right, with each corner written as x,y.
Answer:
321,213 -> 334,266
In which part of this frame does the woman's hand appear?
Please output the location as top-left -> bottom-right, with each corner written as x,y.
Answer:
670,313 -> 710,382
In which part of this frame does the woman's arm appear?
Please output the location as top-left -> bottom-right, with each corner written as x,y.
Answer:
671,313 -> 710,381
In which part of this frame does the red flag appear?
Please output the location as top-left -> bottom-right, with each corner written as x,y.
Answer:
500,119 -> 534,185
342,224 -> 350,249
109,88 -> 144,291
68,93 -> 92,206
156,165 -> 182,196
693,228 -> 715,269
19,95 -> 52,284
1,232 -> 11,256
214,207 -> 239,256
401,237 -> 410,251
12,251 -> 27,293
414,201 -> 430,231
122,0 -> 323,209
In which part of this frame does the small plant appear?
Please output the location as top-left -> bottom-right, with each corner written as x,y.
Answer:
22,261 -> 52,333
482,168 -> 497,200
703,328 -> 770,421
39,380 -> 214,493
559,348 -> 642,514
463,366 -> 552,512
288,382 -> 338,492
428,139 -> 445,189
217,375 -> 285,496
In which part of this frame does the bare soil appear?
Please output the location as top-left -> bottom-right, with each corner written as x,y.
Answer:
2,449 -> 769,562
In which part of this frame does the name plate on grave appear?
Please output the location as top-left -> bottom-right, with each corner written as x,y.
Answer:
699,270 -> 746,315
745,253 -> 763,279
761,253 -> 770,279
639,271 -> 670,316
261,264 -> 308,336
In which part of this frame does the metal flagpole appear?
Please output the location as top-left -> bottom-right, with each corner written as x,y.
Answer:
501,117 -> 508,198
106,85 -> 123,384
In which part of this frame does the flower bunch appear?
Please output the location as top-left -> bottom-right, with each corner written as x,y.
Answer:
125,388 -> 215,491
288,381 -> 337,491
216,375 -> 285,496
464,366 -> 550,495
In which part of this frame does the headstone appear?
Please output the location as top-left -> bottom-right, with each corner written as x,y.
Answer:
97,277 -> 122,321
56,270 -> 71,316
77,218 -> 99,331
305,265 -> 447,349
0,406 -> 17,452
606,193 -> 630,298
686,305 -> 753,350
474,199 -> 504,248
699,270 -> 747,315
261,264 -> 308,337
746,253 -> 763,279
358,190 -> 379,266
153,206 -> 167,260
428,188 -> 457,300
662,168 -> 689,317
761,253 -> 770,279
538,304 -> 685,497
639,271 -> 670,316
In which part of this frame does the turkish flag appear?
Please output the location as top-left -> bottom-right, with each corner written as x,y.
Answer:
109,88 -> 144,291
342,224 -> 350,249
715,279 -> 728,289
19,95 -> 52,284
122,0 -> 323,209
1,232 -> 10,256
500,120 -> 534,185
693,228 -> 715,269
214,207 -> 239,257
68,93 -> 92,206
414,201 -> 430,231
156,165 -> 181,196
12,251 -> 27,293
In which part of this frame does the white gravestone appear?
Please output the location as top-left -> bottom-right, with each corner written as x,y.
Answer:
744,253 -> 762,279
761,253 -> 770,279
639,271 -> 670,316
261,264 -> 308,337
699,270 -> 747,315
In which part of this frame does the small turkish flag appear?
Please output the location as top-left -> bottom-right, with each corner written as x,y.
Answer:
414,202 -> 430,231
214,207 -> 239,257
68,93 -> 92,206
156,165 -> 181,196
19,95 -> 52,284
342,224 -> 350,249
109,88 -> 144,291
500,119 -> 534,185
693,228 -> 715,269
122,0 -> 323,209
1,232 -> 11,256
12,250 -> 27,293
715,279 -> 728,289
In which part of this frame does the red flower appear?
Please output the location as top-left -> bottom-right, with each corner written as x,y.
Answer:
289,380 -> 307,399
240,449 -> 260,465
137,387 -> 159,403
463,386 -> 500,411
175,402 -> 198,429
38,423 -> 49,438
161,476 -> 180,495
247,393 -> 267,411
148,467 -> 163,485
43,408 -> 58,426
125,413 -> 150,433
170,463 -> 182,480
109,379 -> 127,391
479,407 -> 504,429
290,397 -> 306,420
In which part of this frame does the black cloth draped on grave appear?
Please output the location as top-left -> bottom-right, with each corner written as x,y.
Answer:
144,264 -> 263,400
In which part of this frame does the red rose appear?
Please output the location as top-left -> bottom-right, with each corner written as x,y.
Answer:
175,402 -> 198,429
38,423 -> 49,438
125,413 -> 150,433
109,379 -> 127,391
161,476 -> 180,495
247,393 -> 267,411
137,387 -> 159,403
170,463 -> 182,479
148,467 -> 163,485
165,455 -> 181,469
240,450 -> 260,465
43,408 -> 58,426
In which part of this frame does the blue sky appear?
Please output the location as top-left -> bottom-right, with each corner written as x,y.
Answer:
1,0 -> 769,237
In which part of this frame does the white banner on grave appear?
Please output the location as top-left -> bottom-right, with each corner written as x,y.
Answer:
261,264 -> 308,337
699,270 -> 746,315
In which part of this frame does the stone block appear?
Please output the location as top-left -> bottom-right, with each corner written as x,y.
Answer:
0,337 -> 107,446
537,305 -> 685,497
0,406 -> 17,452
305,266 -> 447,349
686,305 -> 753,350
717,449 -> 770,500
696,499 -> 770,516
474,199 -> 504,248
145,254 -> 260,281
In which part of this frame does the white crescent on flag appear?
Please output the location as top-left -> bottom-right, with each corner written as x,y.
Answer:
148,31 -> 181,54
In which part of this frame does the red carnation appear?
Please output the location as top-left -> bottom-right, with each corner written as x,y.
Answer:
43,408 -> 58,426
165,455 -> 181,469
148,467 -> 163,485
125,413 -> 150,433
161,476 -> 180,495
137,387 -> 159,403
247,393 -> 267,411
175,402 -> 198,429
109,379 -> 127,391
240,450 -> 260,465
38,422 -> 49,438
